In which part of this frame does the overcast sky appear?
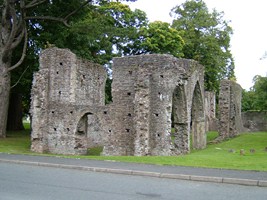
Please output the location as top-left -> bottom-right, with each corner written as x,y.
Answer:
126,0 -> 267,90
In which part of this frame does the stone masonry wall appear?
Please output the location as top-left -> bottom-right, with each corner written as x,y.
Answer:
30,48 -> 107,154
218,80 -> 243,140
102,55 -> 206,156
31,49 -> 207,156
182,60 -> 206,150
242,111 -> 267,132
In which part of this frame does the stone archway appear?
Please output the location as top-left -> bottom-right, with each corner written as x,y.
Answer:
172,85 -> 189,153
191,81 -> 206,149
74,110 -> 105,155
74,112 -> 91,155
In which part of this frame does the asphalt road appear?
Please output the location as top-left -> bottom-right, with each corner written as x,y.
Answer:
0,162 -> 266,200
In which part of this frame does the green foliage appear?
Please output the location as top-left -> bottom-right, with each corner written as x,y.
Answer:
9,0 -> 96,117
10,1 -> 185,117
10,1 -> 148,116
171,0 -> 235,92
105,77 -> 113,104
87,146 -> 104,156
35,1 -> 148,64
251,75 -> 267,110
10,43 -> 39,116
242,89 -> 256,111
242,75 -> 267,111
138,21 -> 184,57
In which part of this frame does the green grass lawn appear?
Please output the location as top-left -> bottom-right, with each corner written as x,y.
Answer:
1,125 -> 267,171
0,128 -> 31,154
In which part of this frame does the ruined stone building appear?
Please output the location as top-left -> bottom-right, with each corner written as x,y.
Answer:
30,48 -> 107,154
104,55 -> 206,156
30,48 -> 207,156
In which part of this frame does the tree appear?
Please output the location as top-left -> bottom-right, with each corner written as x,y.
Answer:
171,0 -> 235,92
0,0 -> 137,137
7,41 -> 39,131
241,89 -> 255,112
242,75 -> 267,111
252,75 -> 267,110
123,21 -> 184,57
64,1 -> 148,64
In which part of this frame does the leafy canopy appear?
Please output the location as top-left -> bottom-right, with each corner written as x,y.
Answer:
242,75 -> 267,111
137,21 -> 184,57
171,0 -> 235,92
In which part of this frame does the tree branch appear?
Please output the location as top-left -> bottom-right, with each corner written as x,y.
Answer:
10,27 -> 25,50
4,4 -> 19,48
64,0 -> 93,21
25,16 -> 70,27
7,26 -> 27,72
25,0 -> 47,9
25,0 -> 93,27
10,65 -> 30,89
2,1 -> 25,61
2,0 -> 92,72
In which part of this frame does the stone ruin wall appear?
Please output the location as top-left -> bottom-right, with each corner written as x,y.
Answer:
30,48 -> 107,154
31,48 -> 207,156
218,80 -> 243,140
242,111 -> 267,132
102,55 -> 206,156
183,61 -> 206,150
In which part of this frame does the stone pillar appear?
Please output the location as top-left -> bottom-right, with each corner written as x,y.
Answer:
30,69 -> 49,153
102,56 -> 137,156
205,91 -> 217,131
134,67 -> 151,156
218,80 -> 243,140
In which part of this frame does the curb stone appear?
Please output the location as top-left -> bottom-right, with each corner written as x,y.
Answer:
222,178 -> 259,186
258,181 -> 267,187
132,171 -> 161,177
0,158 -> 265,187
190,175 -> 223,183
160,173 -> 190,180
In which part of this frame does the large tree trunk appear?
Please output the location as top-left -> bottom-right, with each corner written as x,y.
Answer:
7,92 -> 24,131
0,60 -> 11,138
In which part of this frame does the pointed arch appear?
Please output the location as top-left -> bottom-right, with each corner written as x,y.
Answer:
172,85 -> 189,153
191,81 -> 206,149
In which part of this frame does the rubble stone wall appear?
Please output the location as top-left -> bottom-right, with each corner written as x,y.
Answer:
31,49 -> 207,156
102,55 -> 206,156
242,111 -> 267,132
218,80 -> 243,139
30,48 -> 107,154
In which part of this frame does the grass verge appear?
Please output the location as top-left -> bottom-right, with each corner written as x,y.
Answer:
0,126 -> 267,171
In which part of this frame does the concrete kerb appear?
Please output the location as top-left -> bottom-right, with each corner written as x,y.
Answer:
0,158 -> 266,187
160,173 -> 190,180
222,177 -> 259,186
190,175 -> 223,183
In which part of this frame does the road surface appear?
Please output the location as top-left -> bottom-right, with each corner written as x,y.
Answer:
0,162 -> 266,200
